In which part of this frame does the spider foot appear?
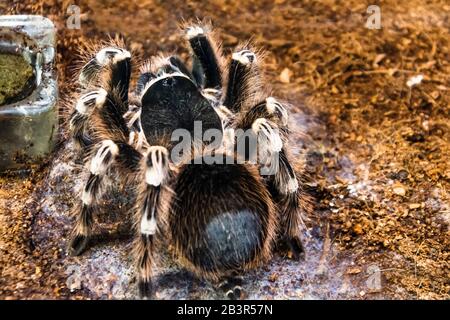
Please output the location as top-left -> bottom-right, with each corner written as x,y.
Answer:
138,279 -> 153,300
278,235 -> 305,261
219,276 -> 245,300
225,285 -> 244,300
68,234 -> 90,256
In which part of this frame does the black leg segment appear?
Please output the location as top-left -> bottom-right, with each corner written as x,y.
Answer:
186,26 -> 222,89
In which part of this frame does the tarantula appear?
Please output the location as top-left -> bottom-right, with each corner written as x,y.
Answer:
67,23 -> 309,299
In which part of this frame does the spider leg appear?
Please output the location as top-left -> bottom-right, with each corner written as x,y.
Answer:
68,138 -> 143,256
69,111 -> 92,150
134,145 -> 172,299
249,98 -> 295,191
234,97 -> 289,130
165,56 -> 220,101
124,105 -> 146,151
69,89 -> 108,151
138,56 -> 196,89
69,59 -> 140,254
166,56 -> 194,79
218,275 -> 245,300
233,96 -> 289,161
234,98 -> 306,259
136,70 -> 156,97
272,149 -> 307,261
70,47 -> 132,150
185,25 -> 223,90
191,56 -> 205,88
68,139 -> 119,256
224,49 -> 258,113
79,47 -> 132,105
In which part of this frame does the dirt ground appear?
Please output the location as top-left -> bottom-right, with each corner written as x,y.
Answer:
0,0 -> 449,299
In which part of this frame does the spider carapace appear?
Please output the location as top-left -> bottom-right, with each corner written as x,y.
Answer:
68,23 -> 309,299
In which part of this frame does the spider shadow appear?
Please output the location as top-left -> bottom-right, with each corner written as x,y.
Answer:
87,228 -> 214,299
154,269 -> 217,299
87,226 -> 133,248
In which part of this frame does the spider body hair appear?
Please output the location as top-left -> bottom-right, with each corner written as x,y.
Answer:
170,157 -> 277,281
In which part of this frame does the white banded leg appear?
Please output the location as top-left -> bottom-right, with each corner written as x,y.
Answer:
273,149 -> 304,260
247,100 -> 293,189
236,97 -> 289,135
124,106 -> 146,151
265,97 -> 288,127
275,149 -> 299,194
224,49 -> 257,112
69,89 -> 108,150
79,47 -> 131,87
185,25 -> 223,89
275,148 -> 301,200
252,118 -> 283,170
68,140 -> 119,256
250,115 -> 297,193
250,114 -> 303,257
134,146 -> 170,298
202,88 -> 222,105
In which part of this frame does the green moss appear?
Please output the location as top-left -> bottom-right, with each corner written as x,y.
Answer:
0,53 -> 34,106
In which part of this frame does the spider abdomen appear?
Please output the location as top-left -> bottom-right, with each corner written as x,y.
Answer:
189,209 -> 263,272
170,159 -> 277,277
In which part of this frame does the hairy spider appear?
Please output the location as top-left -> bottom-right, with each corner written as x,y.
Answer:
67,23 -> 310,299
